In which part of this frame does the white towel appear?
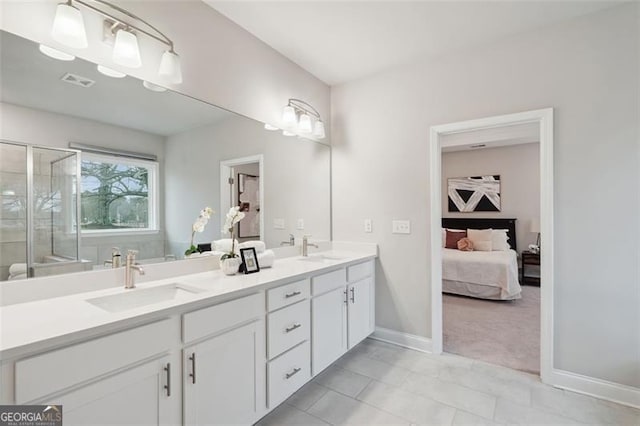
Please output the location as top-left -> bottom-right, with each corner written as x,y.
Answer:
212,239 -> 238,253
237,240 -> 266,253
9,263 -> 27,276
257,250 -> 275,268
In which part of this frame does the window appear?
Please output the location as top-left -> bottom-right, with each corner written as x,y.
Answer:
80,153 -> 158,234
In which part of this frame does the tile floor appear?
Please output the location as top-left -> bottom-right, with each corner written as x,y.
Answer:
256,338 -> 640,426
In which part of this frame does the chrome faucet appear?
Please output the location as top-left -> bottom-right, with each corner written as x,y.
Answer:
281,234 -> 295,246
104,247 -> 121,268
125,250 -> 145,289
302,235 -> 318,257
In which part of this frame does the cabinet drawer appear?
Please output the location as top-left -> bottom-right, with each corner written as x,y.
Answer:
267,299 -> 310,359
267,279 -> 310,312
268,341 -> 310,408
15,319 -> 172,404
311,269 -> 347,296
347,260 -> 373,283
183,293 -> 264,344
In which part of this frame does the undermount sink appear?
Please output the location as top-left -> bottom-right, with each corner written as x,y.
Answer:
298,254 -> 347,263
87,283 -> 205,313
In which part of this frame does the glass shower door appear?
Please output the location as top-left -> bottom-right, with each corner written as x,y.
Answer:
0,142 -> 27,281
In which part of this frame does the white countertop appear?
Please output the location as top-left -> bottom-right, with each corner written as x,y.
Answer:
0,248 -> 376,361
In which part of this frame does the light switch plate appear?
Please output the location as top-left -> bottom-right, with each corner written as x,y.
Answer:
392,220 -> 411,234
364,219 -> 372,233
273,218 -> 285,230
297,219 -> 305,230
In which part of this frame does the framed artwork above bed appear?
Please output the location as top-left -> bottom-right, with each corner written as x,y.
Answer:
448,175 -> 501,212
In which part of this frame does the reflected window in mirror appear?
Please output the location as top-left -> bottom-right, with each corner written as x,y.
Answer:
80,153 -> 159,234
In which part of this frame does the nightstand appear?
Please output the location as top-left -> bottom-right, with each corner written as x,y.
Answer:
521,251 -> 540,286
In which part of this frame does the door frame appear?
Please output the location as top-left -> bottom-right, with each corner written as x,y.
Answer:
429,108 -> 554,382
220,154 -> 264,242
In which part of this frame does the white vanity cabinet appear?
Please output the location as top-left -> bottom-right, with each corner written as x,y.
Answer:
311,260 -> 375,376
13,319 -> 181,426
182,293 -> 266,426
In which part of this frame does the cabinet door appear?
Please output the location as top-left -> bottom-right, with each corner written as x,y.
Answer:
46,355 -> 178,426
184,319 -> 266,426
311,286 -> 348,376
348,277 -> 374,348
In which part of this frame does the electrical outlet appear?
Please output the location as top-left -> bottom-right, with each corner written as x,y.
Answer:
297,218 -> 305,230
273,218 -> 285,230
392,220 -> 411,234
364,219 -> 372,233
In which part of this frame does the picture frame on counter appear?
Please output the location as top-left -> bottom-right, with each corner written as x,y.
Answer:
240,247 -> 260,274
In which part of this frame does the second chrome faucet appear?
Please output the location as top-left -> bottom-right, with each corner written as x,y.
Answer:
124,250 -> 145,289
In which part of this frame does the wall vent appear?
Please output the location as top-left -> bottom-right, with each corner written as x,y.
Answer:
60,73 -> 95,88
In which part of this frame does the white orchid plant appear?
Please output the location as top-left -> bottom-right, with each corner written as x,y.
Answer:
185,207 -> 214,256
220,206 -> 245,260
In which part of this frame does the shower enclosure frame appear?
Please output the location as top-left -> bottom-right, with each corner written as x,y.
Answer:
1,139 -> 82,278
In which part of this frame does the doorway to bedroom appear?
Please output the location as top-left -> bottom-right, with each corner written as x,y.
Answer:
429,109 -> 554,381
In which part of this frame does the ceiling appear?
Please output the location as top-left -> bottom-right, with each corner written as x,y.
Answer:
206,0 -> 622,85
1,31 -> 231,137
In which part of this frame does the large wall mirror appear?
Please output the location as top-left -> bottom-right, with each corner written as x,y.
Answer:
0,30 -> 331,282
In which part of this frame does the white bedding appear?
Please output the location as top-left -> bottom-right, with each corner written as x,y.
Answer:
442,248 -> 521,299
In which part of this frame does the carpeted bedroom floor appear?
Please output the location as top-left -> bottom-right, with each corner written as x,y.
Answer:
443,286 -> 540,374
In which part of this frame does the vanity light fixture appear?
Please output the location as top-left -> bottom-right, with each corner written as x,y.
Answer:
97,64 -> 126,78
46,0 -> 182,83
280,99 -> 326,139
39,44 -> 76,61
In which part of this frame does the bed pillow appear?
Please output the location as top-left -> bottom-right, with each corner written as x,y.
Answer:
445,230 -> 467,249
457,237 -> 474,251
491,229 -> 511,251
467,229 -> 493,251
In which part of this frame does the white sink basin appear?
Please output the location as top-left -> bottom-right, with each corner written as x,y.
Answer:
87,283 -> 205,313
298,254 -> 347,263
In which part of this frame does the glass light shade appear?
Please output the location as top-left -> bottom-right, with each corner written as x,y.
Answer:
51,2 -> 87,49
97,65 -> 126,78
39,44 -> 75,61
313,120 -> 326,139
282,130 -> 296,137
142,81 -> 167,92
281,106 -> 297,127
298,114 -> 312,134
113,29 -> 141,68
159,50 -> 183,84
264,123 -> 279,131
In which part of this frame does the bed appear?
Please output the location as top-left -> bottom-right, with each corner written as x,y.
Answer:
442,218 -> 521,300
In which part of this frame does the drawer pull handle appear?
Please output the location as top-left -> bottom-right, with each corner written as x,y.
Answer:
285,367 -> 301,379
350,287 -> 355,303
285,290 -> 301,298
189,353 -> 196,384
285,323 -> 302,333
164,363 -> 171,397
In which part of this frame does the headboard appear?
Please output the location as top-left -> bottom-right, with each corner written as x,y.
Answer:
442,218 -> 518,252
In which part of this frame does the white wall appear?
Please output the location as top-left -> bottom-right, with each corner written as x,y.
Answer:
0,0 -> 330,135
442,143 -> 540,252
165,114 -> 331,254
0,102 -> 167,267
331,4 -> 639,388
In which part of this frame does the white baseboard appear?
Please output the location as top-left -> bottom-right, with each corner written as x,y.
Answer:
370,326 -> 432,353
549,369 -> 640,409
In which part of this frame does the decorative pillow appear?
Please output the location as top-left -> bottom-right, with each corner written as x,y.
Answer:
491,229 -> 511,251
467,229 -> 493,251
445,230 -> 467,249
457,237 -> 474,251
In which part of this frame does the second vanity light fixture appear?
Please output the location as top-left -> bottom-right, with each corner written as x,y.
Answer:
265,99 -> 326,140
42,0 -> 182,84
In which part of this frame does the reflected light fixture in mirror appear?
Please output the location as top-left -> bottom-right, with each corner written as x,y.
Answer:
51,1 -> 88,49
279,99 -> 326,139
97,64 -> 126,78
39,44 -> 76,61
142,80 -> 167,92
264,123 -> 279,131
45,0 -> 182,84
